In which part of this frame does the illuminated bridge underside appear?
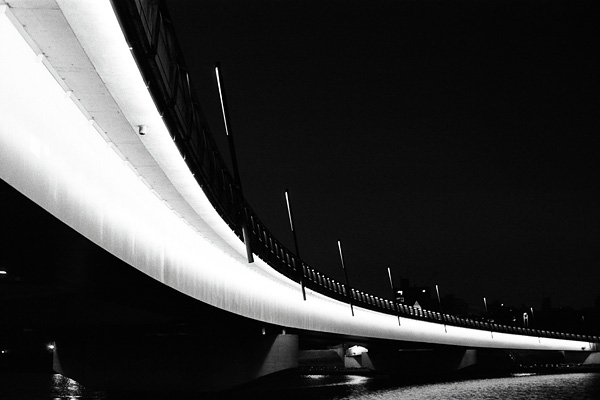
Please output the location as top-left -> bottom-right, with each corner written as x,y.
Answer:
0,1 -> 595,353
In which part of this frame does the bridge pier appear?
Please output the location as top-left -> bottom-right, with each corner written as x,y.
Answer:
53,330 -> 298,392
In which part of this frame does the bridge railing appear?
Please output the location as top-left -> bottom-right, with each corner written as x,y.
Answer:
112,0 -> 598,345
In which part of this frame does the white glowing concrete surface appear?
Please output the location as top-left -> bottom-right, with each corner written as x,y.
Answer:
0,1 -> 595,352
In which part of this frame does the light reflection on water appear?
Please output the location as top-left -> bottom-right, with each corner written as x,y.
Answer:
1,372 -> 599,399
304,374 -> 370,387
312,372 -> 600,400
0,373 -> 106,400
48,373 -> 106,400
51,373 -> 83,399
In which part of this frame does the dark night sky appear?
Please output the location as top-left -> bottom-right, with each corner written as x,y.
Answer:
165,0 -> 598,311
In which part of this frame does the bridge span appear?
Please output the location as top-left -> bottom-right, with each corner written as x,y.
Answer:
1,0 -> 598,392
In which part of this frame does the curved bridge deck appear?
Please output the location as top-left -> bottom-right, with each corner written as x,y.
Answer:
0,0 -> 597,363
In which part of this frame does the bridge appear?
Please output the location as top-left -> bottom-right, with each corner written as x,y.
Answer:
1,0 -> 598,392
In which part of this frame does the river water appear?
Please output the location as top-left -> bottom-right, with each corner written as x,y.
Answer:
1,372 -> 599,399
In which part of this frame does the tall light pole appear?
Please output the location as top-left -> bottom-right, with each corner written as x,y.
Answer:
435,284 -> 446,333
338,240 -> 354,316
284,189 -> 306,300
484,297 -> 493,338
215,62 -> 253,263
387,266 -> 401,326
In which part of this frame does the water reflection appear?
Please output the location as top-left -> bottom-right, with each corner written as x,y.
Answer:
50,374 -> 106,400
247,372 -> 600,400
52,374 -> 81,398
323,372 -> 600,400
304,374 -> 370,387
1,371 -> 598,399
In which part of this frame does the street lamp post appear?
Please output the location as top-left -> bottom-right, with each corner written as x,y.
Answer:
215,62 -> 253,263
284,189 -> 306,301
387,267 -> 401,326
435,284 -> 447,333
338,240 -> 354,316
484,297 -> 493,338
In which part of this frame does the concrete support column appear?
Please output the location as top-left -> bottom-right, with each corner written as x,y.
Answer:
457,349 -> 478,370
